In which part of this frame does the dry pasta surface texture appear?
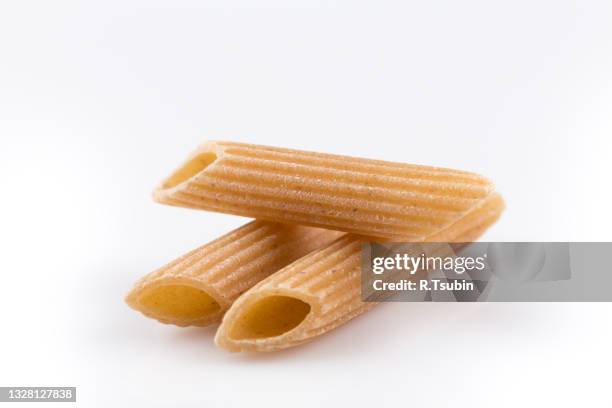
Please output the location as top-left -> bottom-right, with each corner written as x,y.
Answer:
153,141 -> 494,241
215,193 -> 504,352
126,220 -> 343,327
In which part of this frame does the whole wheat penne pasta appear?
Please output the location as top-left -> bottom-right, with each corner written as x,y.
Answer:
125,220 -> 343,327
214,192 -> 504,352
153,141 -> 494,241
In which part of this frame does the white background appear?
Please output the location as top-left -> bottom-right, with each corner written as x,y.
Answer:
1,1 -> 611,407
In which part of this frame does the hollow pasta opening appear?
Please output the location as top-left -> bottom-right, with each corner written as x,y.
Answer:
138,284 -> 221,320
162,152 -> 217,188
229,295 -> 311,340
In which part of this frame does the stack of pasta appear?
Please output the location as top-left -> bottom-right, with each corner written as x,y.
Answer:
126,141 -> 504,352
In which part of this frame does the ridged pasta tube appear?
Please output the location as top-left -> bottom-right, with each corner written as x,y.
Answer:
153,141 -> 494,241
214,192 -> 504,352
125,221 -> 343,327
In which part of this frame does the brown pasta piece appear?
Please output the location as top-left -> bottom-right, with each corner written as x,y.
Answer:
153,141 -> 494,241
214,193 -> 504,352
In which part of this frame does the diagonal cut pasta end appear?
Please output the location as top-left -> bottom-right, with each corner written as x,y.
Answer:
126,277 -> 227,327
214,289 -> 317,352
152,141 -> 223,206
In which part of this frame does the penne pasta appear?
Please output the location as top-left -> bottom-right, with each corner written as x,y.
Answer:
125,221 -> 343,327
214,192 -> 504,352
153,141 -> 495,241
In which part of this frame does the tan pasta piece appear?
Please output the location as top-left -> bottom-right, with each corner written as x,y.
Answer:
215,192 -> 504,352
153,141 -> 495,241
126,221 -> 343,327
